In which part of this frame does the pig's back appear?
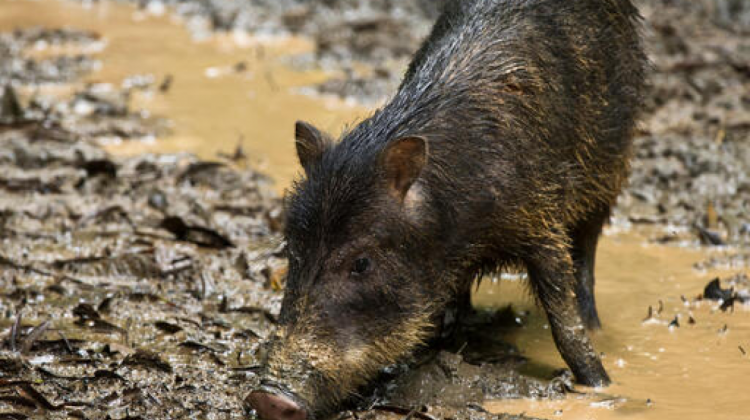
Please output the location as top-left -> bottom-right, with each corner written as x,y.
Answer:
393,0 -> 646,228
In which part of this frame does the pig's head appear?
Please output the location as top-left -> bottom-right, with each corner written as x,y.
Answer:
247,121 -> 450,420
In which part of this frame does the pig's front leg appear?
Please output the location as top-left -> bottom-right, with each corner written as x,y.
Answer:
525,245 -> 610,387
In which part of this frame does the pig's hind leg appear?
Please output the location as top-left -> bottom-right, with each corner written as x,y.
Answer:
569,207 -> 610,330
525,241 -> 611,387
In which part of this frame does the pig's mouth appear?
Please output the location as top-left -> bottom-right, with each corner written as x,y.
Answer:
247,380 -> 312,420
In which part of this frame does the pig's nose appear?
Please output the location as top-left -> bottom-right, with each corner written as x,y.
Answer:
247,391 -> 307,420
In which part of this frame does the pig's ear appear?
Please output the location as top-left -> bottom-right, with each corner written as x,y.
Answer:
295,120 -> 328,171
381,136 -> 427,202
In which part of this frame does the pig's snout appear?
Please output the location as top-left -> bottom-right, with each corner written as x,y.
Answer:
247,390 -> 308,420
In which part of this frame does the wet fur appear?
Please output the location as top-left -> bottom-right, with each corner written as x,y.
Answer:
269,0 -> 646,415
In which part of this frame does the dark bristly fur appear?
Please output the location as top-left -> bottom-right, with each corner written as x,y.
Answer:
255,0 -> 646,417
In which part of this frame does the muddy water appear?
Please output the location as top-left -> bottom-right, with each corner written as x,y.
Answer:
0,0 -> 367,194
2,1 -> 750,420
478,229 -> 750,420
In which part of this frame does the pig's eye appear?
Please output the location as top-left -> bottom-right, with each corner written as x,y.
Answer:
351,257 -> 371,275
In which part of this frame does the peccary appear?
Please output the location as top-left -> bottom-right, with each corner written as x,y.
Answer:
248,0 -> 646,418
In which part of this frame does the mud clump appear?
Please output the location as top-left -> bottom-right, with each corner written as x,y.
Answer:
0,27 -> 102,84
701,275 -> 749,308
381,351 -> 568,418
373,308 -> 570,419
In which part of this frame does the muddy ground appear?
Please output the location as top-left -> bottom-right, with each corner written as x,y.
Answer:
1,0 -> 749,419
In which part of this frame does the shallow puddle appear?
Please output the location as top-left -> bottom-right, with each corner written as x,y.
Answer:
2,1 -> 749,420
478,229 -> 750,420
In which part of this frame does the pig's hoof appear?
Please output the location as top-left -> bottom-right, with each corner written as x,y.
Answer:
576,369 -> 611,388
247,391 -> 307,420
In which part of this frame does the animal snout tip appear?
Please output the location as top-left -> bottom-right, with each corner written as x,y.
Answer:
247,391 -> 308,420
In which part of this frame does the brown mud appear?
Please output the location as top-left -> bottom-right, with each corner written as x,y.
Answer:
1,0 -> 749,419
1,0 -> 367,194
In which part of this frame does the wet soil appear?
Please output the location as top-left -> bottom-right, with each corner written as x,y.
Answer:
0,125 -> 284,419
1,0 -> 749,419
620,1 -> 750,249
